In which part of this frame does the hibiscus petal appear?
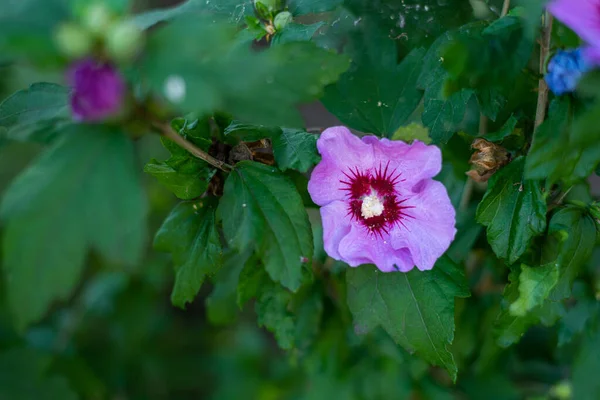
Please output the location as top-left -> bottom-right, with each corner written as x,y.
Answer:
337,223 -> 415,272
390,179 -> 456,271
361,136 -> 442,191
548,0 -> 600,49
308,126 -> 374,206
320,200 -> 352,261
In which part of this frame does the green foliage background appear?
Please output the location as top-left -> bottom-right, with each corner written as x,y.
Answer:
1,0 -> 600,399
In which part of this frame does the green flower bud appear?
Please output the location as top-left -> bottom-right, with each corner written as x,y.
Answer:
274,11 -> 292,30
55,23 -> 94,59
105,21 -> 144,62
82,3 -> 114,36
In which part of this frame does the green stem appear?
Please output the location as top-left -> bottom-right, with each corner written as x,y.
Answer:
535,12 -> 553,130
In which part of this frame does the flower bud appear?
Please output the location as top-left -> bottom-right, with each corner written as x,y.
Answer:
545,48 -> 593,95
82,3 -> 115,36
55,23 -> 94,59
67,58 -> 126,122
105,21 -> 144,62
274,11 -> 292,30
466,139 -> 510,182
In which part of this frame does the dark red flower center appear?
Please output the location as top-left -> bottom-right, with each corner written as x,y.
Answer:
340,162 -> 413,238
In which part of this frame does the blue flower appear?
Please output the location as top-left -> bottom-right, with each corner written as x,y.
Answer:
545,48 -> 593,96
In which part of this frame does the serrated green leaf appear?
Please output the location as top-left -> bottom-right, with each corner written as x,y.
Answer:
392,123 -> 431,144
0,348 -> 77,400
526,98 -> 600,185
421,88 -> 474,144
218,161 -> 313,291
145,118 -> 216,199
275,129 -> 320,172
272,22 -> 324,45
475,87 -> 507,122
346,257 -> 470,380
494,207 -> 595,347
476,157 -> 547,264
322,44 -> 426,137
0,125 -> 147,330
509,264 -> 559,317
494,267 -> 565,348
0,83 -> 70,143
144,159 -> 215,200
154,199 -> 222,308
255,284 -> 295,349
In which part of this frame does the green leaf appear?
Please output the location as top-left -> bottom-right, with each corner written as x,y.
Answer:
154,199 -> 222,308
218,161 -> 313,291
526,98 -> 600,185
558,288 -> 599,346
224,122 -> 320,172
543,207 -> 597,301
322,44 -> 426,137
255,283 -> 295,349
237,256 -> 270,307
288,0 -> 342,15
573,322 -> 600,400
417,23 -> 485,143
346,257 -> 470,380
494,207 -> 595,347
272,22 -> 324,45
133,0 -> 253,29
481,115 -> 519,142
145,118 -> 216,199
509,263 -> 559,317
0,0 -> 68,64
391,123 -> 431,144
421,88 -> 474,144
275,128 -> 320,172
141,18 -> 349,127
0,348 -> 77,400
206,249 -> 253,325
144,160 -> 215,200
476,157 -> 547,264
494,267 -> 565,348
1,125 -> 147,330
442,15 -> 533,93
0,83 -> 70,143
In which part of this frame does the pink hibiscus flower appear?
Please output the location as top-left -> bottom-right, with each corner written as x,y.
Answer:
307,126 -> 456,273
548,0 -> 600,54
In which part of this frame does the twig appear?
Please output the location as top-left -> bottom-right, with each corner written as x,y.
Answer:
154,121 -> 233,172
535,12 -> 554,129
501,0 -> 511,17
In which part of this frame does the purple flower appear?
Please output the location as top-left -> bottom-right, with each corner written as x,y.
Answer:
548,0 -> 600,50
67,58 -> 125,122
307,127 -> 456,273
545,48 -> 593,95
